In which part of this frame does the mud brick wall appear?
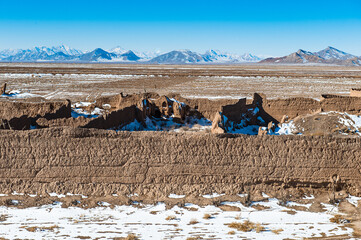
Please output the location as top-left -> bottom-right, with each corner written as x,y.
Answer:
0,127 -> 360,196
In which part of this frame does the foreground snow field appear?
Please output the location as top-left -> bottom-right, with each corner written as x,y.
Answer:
0,194 -> 359,239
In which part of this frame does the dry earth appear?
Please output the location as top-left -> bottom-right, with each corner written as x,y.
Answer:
1,63 -> 361,101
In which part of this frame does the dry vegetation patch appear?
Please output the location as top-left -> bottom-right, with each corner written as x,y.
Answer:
228,230 -> 236,235
165,215 -> 177,221
203,213 -> 212,219
218,205 -> 241,211
114,234 -> 139,240
252,204 -> 271,210
272,228 -> 284,234
188,219 -> 199,225
21,225 -> 59,232
0,214 -> 8,222
227,221 -> 266,233
330,214 -> 351,224
281,209 -> 297,215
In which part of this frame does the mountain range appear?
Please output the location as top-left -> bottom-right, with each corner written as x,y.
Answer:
260,46 -> 361,66
0,45 -> 360,65
0,45 -> 262,64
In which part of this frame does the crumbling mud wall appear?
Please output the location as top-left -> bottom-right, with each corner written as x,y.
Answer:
0,128 -> 361,196
350,88 -> 361,97
254,94 -> 361,123
0,99 -> 71,130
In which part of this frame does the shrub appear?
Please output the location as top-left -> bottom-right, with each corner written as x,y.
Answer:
203,213 -> 212,219
228,221 -> 266,233
188,219 -> 199,225
272,228 -> 284,234
165,215 -> 176,221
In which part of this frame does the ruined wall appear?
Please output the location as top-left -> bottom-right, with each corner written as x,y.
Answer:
261,97 -> 321,122
0,128 -> 360,196
350,88 -> 361,97
321,96 -> 361,114
0,99 -> 71,130
258,95 -> 361,123
0,99 -> 71,120
168,94 -> 241,120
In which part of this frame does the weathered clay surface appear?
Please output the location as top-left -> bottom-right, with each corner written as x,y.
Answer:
0,128 -> 360,197
0,99 -> 71,130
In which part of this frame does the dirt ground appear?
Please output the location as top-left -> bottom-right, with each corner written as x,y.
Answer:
1,63 -> 361,101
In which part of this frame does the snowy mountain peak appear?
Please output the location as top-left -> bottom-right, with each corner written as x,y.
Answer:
203,50 -> 261,63
205,49 -> 224,56
296,49 -> 314,55
53,45 -> 83,56
109,46 -> 127,55
149,50 -> 204,64
317,46 -> 355,60
260,46 -> 360,65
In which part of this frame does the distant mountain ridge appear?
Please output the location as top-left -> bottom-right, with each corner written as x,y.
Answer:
0,45 -> 360,65
0,45 -> 262,64
260,46 -> 361,66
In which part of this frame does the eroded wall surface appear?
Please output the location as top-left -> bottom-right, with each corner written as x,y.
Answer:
0,128 -> 360,196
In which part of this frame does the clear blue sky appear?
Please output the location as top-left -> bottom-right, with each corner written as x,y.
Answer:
0,0 -> 360,56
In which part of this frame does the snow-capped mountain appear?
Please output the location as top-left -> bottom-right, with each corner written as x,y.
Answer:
0,49 -> 22,59
316,46 -> 355,61
107,47 -> 141,61
109,46 -> 128,55
51,45 -> 83,56
113,50 -> 141,61
134,50 -> 162,61
0,45 -> 262,63
79,48 -> 117,62
6,45 -> 359,65
202,49 -> 261,63
148,50 -> 204,64
148,49 -> 263,64
0,45 -> 83,62
260,47 -> 361,66
109,47 -> 161,61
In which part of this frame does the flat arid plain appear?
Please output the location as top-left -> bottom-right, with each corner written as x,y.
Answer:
1,63 -> 361,100
1,63 -> 361,239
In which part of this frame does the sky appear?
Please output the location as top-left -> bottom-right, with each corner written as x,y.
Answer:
0,0 -> 361,57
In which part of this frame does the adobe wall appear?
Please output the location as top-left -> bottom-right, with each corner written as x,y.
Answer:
350,88 -> 361,97
257,95 -> 361,123
168,93 -> 241,120
0,99 -> 71,120
0,128 -> 360,196
0,99 -> 71,130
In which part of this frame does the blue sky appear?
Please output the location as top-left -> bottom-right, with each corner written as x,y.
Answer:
0,0 -> 360,56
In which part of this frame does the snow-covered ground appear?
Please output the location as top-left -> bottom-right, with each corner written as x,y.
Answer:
118,117 -> 212,132
71,101 -> 104,118
322,111 -> 361,136
0,194 -> 358,239
0,90 -> 40,99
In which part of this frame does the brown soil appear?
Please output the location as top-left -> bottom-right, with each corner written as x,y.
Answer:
1,63 -> 361,101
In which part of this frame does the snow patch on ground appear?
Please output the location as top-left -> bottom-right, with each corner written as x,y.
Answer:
320,111 -> 361,135
203,193 -> 225,199
273,121 -> 298,135
71,101 -> 104,119
117,116 -> 212,132
0,90 -> 40,99
168,194 -> 185,199
0,199 -> 354,239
